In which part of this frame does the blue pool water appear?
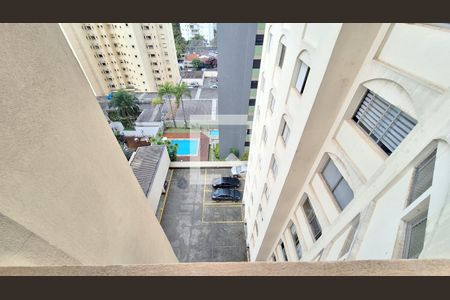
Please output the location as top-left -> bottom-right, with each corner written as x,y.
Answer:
170,139 -> 200,156
210,129 -> 219,137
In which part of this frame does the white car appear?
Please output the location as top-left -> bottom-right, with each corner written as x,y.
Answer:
231,164 -> 247,178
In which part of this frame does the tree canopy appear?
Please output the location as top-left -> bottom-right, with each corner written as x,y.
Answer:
191,58 -> 203,70
172,23 -> 187,59
109,90 -> 139,118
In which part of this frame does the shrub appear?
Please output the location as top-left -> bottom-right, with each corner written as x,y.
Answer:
241,150 -> 249,161
214,144 -> 220,160
229,147 -> 239,158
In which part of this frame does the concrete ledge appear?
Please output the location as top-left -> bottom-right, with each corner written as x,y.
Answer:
1,260 -> 449,276
170,161 -> 245,168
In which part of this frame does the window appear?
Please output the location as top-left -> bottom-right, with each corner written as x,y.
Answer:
339,216 -> 360,259
250,80 -> 258,89
295,60 -> 310,94
253,59 -> 261,68
255,106 -> 261,122
270,156 -> 278,178
408,149 -> 437,205
269,93 -> 276,112
280,116 -> 290,144
278,43 -> 286,68
255,34 -> 264,45
404,212 -> 428,259
279,241 -> 288,261
322,158 -> 354,210
263,184 -> 270,202
249,99 -> 256,106
289,222 -> 302,259
258,205 -> 263,223
352,90 -> 417,155
262,126 -> 268,144
303,198 -> 322,240
246,128 -> 252,135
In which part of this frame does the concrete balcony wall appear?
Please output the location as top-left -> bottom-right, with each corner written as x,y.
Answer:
0,24 -> 177,266
0,260 -> 449,276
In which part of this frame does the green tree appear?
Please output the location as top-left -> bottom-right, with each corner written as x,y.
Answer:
229,147 -> 240,158
191,58 -> 202,70
108,90 -> 140,128
157,82 -> 177,128
172,23 -> 187,59
173,82 -> 191,128
149,133 -> 178,161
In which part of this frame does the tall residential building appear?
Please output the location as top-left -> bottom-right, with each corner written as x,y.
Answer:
180,23 -> 216,43
244,23 -> 450,262
60,23 -> 181,96
217,23 -> 264,158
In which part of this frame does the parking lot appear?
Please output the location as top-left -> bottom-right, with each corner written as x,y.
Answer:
159,168 -> 247,262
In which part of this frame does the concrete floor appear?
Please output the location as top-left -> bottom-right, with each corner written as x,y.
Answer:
160,168 -> 247,262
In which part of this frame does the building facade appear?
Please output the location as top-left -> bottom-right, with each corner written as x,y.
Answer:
180,23 -> 216,43
217,23 -> 264,158
244,23 -> 450,262
60,23 -> 181,96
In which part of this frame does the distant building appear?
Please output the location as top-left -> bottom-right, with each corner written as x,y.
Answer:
217,23 -> 265,158
60,23 -> 181,96
180,23 -> 216,44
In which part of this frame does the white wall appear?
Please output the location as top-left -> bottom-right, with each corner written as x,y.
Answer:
245,23 -> 450,262
147,148 -> 170,212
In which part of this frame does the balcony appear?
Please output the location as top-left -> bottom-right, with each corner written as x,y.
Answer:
0,260 -> 448,276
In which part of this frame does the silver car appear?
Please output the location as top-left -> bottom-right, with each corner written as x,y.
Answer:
231,164 -> 247,178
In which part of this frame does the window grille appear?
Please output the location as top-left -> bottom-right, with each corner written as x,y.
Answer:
353,90 -> 417,155
408,149 -> 437,205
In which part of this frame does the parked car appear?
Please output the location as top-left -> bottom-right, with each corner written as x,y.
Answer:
211,188 -> 241,202
210,83 -> 218,88
231,164 -> 247,178
212,177 -> 240,189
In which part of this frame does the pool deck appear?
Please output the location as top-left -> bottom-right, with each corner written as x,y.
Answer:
163,132 -> 209,161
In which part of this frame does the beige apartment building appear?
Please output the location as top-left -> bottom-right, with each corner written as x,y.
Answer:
244,23 -> 450,262
60,23 -> 181,96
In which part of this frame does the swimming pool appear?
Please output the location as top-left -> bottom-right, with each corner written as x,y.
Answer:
210,129 -> 219,137
170,139 -> 200,156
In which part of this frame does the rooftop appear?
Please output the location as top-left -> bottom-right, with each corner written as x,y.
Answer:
136,106 -> 162,123
130,145 -> 166,196
175,99 -> 214,121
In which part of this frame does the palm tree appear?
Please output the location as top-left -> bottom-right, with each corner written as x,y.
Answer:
108,89 -> 140,128
173,82 -> 191,128
151,97 -> 164,119
157,82 -> 177,128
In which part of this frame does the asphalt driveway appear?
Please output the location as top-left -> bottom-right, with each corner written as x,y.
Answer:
159,168 -> 247,262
